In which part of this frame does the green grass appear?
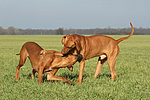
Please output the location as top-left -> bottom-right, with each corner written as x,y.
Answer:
0,35 -> 150,100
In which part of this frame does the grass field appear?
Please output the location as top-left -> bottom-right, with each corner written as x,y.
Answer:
0,35 -> 150,100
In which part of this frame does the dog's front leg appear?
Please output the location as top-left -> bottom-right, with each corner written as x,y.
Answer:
47,69 -> 75,85
77,60 -> 85,85
48,75 -> 75,85
94,56 -> 107,78
47,69 -> 58,80
31,69 -> 36,79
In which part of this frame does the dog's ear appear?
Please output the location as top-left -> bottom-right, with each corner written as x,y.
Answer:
74,39 -> 81,53
61,34 -> 70,44
61,36 -> 66,44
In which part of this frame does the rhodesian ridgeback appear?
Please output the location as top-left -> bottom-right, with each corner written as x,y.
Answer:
61,23 -> 134,85
15,42 -> 82,85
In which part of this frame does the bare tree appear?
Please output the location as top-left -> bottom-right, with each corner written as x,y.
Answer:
56,28 -> 64,35
7,26 -> 20,35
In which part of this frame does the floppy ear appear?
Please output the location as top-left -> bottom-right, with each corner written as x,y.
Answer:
75,39 -> 81,53
61,34 -> 70,44
61,36 -> 66,44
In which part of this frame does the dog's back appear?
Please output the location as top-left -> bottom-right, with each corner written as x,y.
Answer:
17,42 -> 44,68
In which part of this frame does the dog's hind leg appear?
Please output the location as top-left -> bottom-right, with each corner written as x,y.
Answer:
94,55 -> 107,78
15,65 -> 22,81
38,67 -> 45,84
107,55 -> 117,80
15,51 -> 28,81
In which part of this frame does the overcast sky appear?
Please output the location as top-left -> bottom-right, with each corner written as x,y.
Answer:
0,0 -> 150,29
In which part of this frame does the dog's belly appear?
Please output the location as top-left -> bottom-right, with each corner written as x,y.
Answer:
85,54 -> 99,60
84,50 -> 103,60
85,52 -> 106,60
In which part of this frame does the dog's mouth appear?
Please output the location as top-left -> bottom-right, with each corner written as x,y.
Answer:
67,66 -> 73,72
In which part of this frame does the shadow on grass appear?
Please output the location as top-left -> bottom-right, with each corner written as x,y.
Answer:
96,74 -> 111,79
24,73 -> 111,79
23,72 -> 121,83
96,73 -> 125,79
22,74 -> 37,80
24,73 -> 88,83
23,73 -> 47,82
60,72 -> 90,80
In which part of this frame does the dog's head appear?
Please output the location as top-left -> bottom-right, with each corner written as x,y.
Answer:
66,54 -> 83,71
61,34 -> 81,55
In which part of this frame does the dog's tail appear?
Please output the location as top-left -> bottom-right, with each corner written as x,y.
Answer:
116,22 -> 134,43
16,53 -> 20,55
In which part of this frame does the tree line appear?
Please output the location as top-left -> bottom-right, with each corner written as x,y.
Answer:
0,26 -> 149,35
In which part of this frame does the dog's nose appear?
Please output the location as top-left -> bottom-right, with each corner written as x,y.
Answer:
76,54 -> 83,62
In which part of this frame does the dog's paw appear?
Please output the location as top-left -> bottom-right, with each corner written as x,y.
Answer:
14,77 -> 20,82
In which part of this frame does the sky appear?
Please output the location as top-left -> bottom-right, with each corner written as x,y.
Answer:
0,0 -> 150,29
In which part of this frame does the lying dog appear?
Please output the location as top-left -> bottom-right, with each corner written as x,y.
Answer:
15,42 -> 82,85
60,23 -> 134,84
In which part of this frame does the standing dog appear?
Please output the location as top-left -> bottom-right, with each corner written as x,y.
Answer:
15,42 -> 81,85
61,23 -> 134,84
